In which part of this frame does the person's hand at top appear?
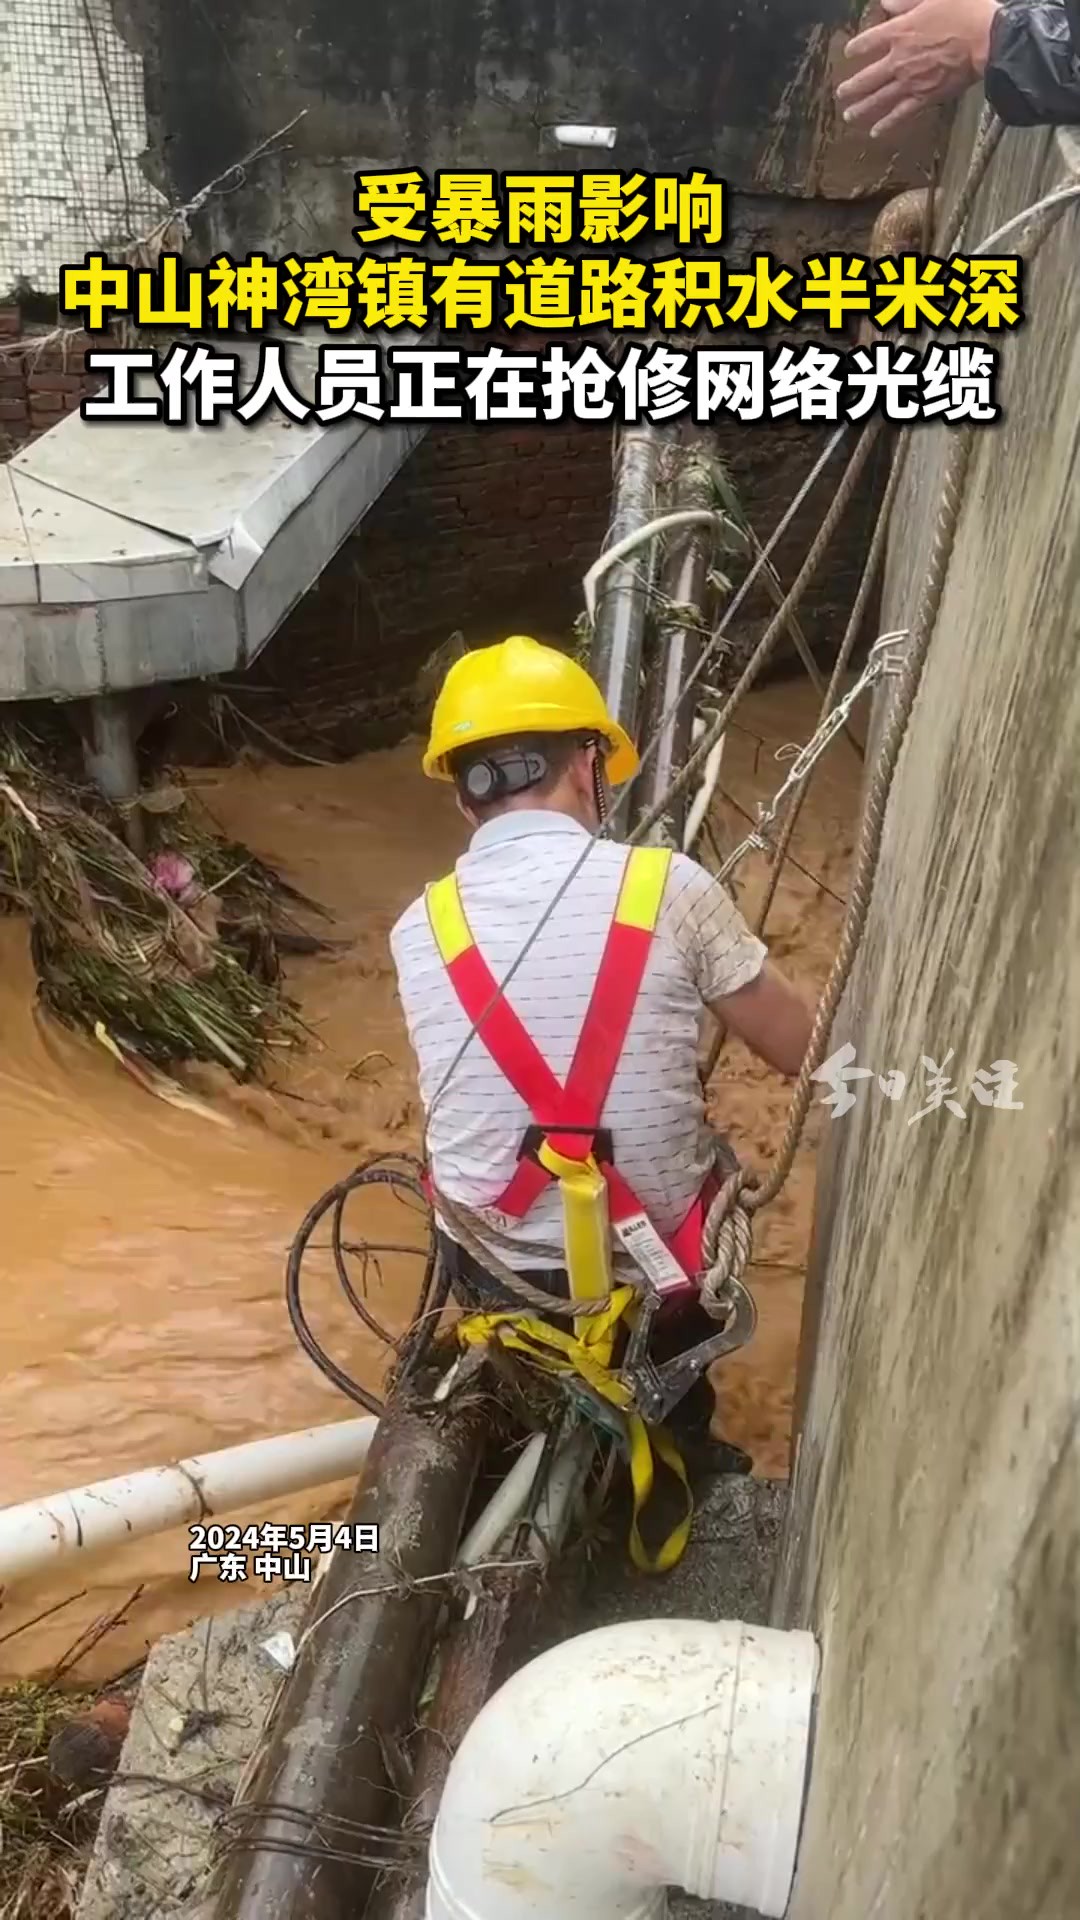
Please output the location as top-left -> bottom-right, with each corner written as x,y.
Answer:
836,0 -> 999,137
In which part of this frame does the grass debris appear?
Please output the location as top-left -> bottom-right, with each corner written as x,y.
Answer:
0,1681 -> 96,1920
0,733 -> 322,1075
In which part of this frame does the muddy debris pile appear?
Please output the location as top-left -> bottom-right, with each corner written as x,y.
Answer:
0,733 -> 334,1076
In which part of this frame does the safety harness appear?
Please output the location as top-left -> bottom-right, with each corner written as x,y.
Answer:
425,846 -> 717,1296
425,844 -> 715,1572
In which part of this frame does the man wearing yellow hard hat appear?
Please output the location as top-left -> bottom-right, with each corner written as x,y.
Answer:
391,635 -> 812,1475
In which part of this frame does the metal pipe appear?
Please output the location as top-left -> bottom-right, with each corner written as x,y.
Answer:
631,449 -> 716,845
0,1418 -> 378,1587
208,1389 -> 486,1920
367,1426 -> 596,1920
590,427 -> 663,744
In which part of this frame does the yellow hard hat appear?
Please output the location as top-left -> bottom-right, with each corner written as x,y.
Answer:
422,634 -> 639,785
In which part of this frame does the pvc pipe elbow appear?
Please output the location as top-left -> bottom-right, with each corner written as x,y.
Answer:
426,1617 -> 817,1920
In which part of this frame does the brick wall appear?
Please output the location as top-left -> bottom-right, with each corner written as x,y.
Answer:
185,421 -> 615,760
0,301 -> 104,452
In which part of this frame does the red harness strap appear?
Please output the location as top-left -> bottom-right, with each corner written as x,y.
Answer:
424,847 -> 708,1292
437,903 -> 652,1222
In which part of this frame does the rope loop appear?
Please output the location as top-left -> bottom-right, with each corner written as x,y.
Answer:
699,1165 -> 760,1318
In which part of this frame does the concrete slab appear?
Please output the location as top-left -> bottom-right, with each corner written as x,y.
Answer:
0,334 -> 424,701
76,1586 -> 306,1920
11,471 -> 201,604
0,469 -> 35,605
14,341 -> 333,559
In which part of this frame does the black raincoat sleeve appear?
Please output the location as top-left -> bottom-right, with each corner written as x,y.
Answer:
984,0 -> 1080,125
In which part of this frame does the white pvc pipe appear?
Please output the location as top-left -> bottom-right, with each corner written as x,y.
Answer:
426,1617 -> 817,1920
459,1425 -> 597,1571
529,1427 -> 594,1557
0,1418 -> 378,1586
583,510 -> 728,623
551,124 -> 617,148
683,724 -> 726,853
458,1432 -> 548,1566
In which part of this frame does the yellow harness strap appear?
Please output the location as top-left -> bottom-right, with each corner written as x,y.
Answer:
534,1141 -> 612,1340
455,1295 -> 693,1575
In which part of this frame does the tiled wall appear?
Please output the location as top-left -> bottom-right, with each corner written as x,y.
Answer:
0,0 -> 164,296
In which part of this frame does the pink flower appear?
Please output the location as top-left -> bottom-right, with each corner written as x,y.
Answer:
149,851 -> 196,898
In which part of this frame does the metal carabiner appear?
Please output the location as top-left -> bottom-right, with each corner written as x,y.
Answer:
620,1278 -> 758,1426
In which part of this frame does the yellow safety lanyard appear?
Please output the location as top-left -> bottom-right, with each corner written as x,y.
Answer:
455,1292 -> 693,1575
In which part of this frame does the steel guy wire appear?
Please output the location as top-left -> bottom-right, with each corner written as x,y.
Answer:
713,632 -> 908,884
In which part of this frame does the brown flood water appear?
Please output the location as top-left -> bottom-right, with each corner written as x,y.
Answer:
0,679 -> 860,1680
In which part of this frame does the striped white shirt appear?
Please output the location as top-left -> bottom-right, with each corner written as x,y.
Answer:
390,810 -> 767,1272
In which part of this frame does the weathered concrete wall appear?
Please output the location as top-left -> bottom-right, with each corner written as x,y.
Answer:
773,107 -> 1080,1920
111,0 -> 938,260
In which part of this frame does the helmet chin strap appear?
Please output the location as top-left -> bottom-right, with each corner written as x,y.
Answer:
592,747 -> 610,831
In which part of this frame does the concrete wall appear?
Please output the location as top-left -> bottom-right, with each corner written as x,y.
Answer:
773,107 -> 1080,1920
111,0 -> 936,262
2,0 -> 942,296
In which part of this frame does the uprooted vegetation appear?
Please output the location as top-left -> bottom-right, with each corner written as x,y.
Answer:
0,1591 -> 146,1920
0,732 -> 332,1076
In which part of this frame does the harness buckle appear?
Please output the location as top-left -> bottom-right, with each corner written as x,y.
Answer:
519,1124 -> 614,1165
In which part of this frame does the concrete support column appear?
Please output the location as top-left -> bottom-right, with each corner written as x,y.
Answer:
81,693 -> 144,855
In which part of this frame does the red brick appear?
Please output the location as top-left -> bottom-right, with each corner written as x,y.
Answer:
29,393 -> 65,415
34,336 -> 94,370
29,370 -> 85,393
0,307 -> 21,336
0,398 -> 28,420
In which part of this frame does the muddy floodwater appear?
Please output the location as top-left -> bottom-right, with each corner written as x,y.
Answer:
0,680 -> 861,1680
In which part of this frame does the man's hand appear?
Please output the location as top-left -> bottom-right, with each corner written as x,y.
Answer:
836,0 -> 999,137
